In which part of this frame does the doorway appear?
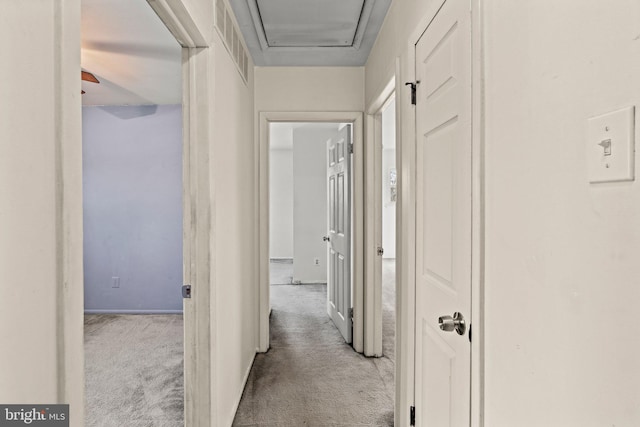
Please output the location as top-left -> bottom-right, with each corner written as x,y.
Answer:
80,0 -> 185,425
236,117 -> 393,424
268,122 -> 350,341
379,96 -> 397,364
258,112 -> 365,353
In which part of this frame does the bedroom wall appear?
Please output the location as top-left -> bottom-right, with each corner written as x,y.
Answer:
82,104 -> 183,313
381,98 -> 396,259
292,124 -> 337,284
269,140 -> 294,259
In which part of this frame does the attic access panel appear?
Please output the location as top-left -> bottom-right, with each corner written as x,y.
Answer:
256,0 -> 365,47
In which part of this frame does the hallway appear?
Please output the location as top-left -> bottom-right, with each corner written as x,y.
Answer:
233,283 -> 394,426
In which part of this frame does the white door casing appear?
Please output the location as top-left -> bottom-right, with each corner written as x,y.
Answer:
258,112 -> 364,354
364,81 -> 395,358
327,124 -> 353,343
414,0 -> 472,425
143,2 -> 211,425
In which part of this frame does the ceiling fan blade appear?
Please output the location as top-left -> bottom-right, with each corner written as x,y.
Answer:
81,71 -> 100,84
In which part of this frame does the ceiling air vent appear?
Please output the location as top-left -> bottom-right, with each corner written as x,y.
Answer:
226,0 -> 391,66
216,0 -> 250,84
256,0 -> 365,48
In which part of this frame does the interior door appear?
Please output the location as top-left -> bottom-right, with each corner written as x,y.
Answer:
327,124 -> 353,344
414,0 -> 472,425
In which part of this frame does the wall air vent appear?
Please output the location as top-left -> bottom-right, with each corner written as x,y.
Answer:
215,0 -> 249,84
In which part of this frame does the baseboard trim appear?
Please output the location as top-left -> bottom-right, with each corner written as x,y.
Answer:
293,280 -> 327,285
84,309 -> 184,315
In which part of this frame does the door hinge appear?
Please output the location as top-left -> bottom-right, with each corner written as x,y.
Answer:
182,284 -> 192,299
405,81 -> 419,105
348,142 -> 354,154
349,307 -> 354,320
377,246 -> 384,256
410,406 -> 416,425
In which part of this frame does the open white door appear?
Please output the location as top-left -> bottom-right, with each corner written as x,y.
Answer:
326,124 -> 353,344
414,0 -> 472,425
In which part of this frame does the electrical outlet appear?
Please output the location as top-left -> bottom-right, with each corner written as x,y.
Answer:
314,258 -> 320,266
112,276 -> 120,288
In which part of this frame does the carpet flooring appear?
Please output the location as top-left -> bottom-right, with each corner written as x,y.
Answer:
84,314 -> 184,427
233,275 -> 396,426
84,260 -> 396,427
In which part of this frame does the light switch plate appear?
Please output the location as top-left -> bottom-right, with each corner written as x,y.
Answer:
587,106 -> 635,183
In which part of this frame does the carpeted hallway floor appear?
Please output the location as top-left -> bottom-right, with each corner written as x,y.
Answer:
233,266 -> 396,426
84,260 -> 396,427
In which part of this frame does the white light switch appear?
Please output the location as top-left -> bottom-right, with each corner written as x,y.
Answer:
587,106 -> 635,183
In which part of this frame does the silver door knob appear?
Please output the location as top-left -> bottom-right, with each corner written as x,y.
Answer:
438,312 -> 466,335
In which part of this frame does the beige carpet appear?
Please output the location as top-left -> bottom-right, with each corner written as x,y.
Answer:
84,261 -> 397,427
233,281 -> 395,427
84,314 -> 184,427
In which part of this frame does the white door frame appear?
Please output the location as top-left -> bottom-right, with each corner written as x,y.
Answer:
58,0 -> 214,424
401,0 -> 485,425
145,3 -> 214,425
364,62 -> 413,426
364,77 -> 396,358
257,111 -> 365,353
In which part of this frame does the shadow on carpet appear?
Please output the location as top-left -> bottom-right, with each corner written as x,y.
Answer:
233,284 -> 395,427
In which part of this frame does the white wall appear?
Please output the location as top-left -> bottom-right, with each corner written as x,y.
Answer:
381,98 -> 396,259
255,67 -> 365,112
269,147 -> 294,259
364,0 -> 439,106
211,26 -> 257,426
292,124 -> 338,283
0,1 -> 84,423
483,1 -> 640,425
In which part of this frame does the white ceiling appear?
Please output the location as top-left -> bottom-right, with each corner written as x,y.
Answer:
229,0 -> 391,66
81,0 -> 181,106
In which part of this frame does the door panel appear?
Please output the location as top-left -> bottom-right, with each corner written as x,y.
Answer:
327,124 -> 352,343
414,0 -> 472,426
